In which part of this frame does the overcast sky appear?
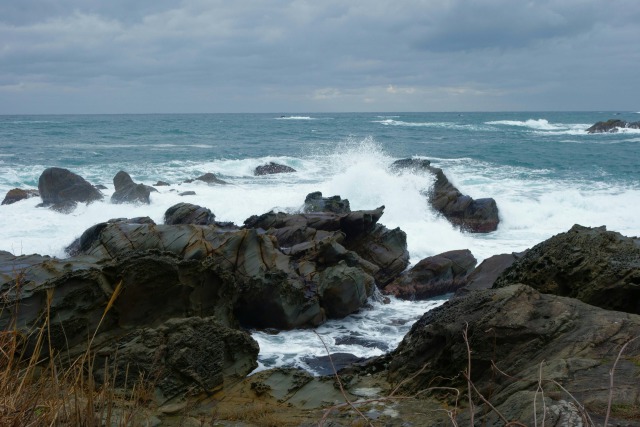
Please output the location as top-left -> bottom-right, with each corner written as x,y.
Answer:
1,0 -> 638,114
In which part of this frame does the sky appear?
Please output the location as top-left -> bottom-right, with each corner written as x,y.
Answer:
1,0 -> 639,114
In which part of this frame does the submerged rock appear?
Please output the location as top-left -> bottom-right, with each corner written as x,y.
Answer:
493,224 -> 640,314
586,119 -> 640,133
37,167 -> 103,210
391,158 -> 499,233
254,162 -> 297,175
1,188 -> 39,205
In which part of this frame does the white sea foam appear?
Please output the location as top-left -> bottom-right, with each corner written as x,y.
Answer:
276,116 -> 314,120
486,119 -> 591,134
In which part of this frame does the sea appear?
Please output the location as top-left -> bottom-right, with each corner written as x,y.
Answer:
1,112 -> 639,374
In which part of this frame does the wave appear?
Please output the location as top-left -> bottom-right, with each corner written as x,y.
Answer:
275,116 -> 314,120
486,119 -> 591,134
374,119 -> 489,131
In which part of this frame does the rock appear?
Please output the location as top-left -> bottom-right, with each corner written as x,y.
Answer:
455,252 -> 522,295
1,188 -> 40,205
94,184 -> 108,190
303,353 -> 365,376
92,316 -> 259,399
388,284 -> 640,426
391,158 -> 499,233
303,191 -> 351,214
184,173 -> 227,185
254,162 -> 296,176
164,202 -> 216,225
64,217 -> 155,256
383,249 -> 477,299
493,224 -> 640,314
154,180 -> 170,186
179,191 -> 196,196
111,171 -> 155,204
586,119 -> 640,133
37,167 -> 103,209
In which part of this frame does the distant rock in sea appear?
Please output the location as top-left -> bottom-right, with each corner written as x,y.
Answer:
586,119 -> 640,133
254,162 -> 296,176
37,167 -> 103,212
1,188 -> 39,205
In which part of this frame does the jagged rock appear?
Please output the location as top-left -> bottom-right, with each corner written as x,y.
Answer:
164,202 -> 215,225
388,284 -> 640,426
391,158 -> 499,233
184,173 -> 227,185
1,188 -> 40,205
303,191 -> 351,214
254,162 -> 296,176
493,224 -> 640,314
65,217 -> 155,256
586,119 -> 640,133
37,167 -> 103,210
456,252 -> 522,295
383,249 -> 476,299
111,170 -> 156,204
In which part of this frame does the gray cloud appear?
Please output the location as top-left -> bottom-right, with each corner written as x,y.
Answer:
0,0 -> 638,113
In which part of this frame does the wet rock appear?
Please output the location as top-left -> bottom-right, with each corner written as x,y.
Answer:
254,162 -> 296,176
455,252 -> 524,295
383,249 -> 476,299
388,284 -> 640,426
586,119 -> 640,133
303,191 -> 351,214
154,180 -> 170,186
111,170 -> 156,204
303,353 -> 365,376
1,188 -> 39,205
64,217 -> 155,256
391,158 -> 500,233
179,191 -> 196,196
164,202 -> 216,225
37,167 -> 103,210
493,224 -> 640,314
184,173 -> 227,185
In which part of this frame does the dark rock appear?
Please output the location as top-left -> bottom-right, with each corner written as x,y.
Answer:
186,173 -> 227,185
164,202 -> 216,225
1,188 -> 40,205
493,224 -> 640,314
37,167 -> 103,208
111,170 -> 155,204
65,217 -> 155,256
391,159 -> 499,233
303,353 -> 365,376
383,249 -> 477,299
303,191 -> 351,214
154,180 -> 170,186
254,162 -> 297,176
388,284 -> 640,426
179,191 -> 196,196
455,252 -> 525,295
586,119 -> 640,133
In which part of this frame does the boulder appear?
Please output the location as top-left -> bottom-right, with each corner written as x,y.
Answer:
184,173 -> 227,185
111,170 -> 156,204
493,224 -> 640,314
383,249 -> 477,299
65,216 -> 155,256
154,180 -> 170,186
303,191 -> 351,214
388,284 -> 640,426
391,158 -> 499,233
1,188 -> 39,205
586,119 -> 640,133
456,252 -> 522,295
254,162 -> 296,176
164,202 -> 216,225
37,167 -> 103,209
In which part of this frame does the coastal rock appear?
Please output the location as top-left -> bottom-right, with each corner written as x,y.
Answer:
493,224 -> 640,314
388,284 -> 640,426
37,167 -> 103,209
1,188 -> 39,205
154,180 -> 170,186
254,162 -> 296,176
383,249 -> 476,299
456,252 -> 522,295
586,119 -> 640,133
184,173 -> 227,185
64,216 -> 155,257
391,158 -> 500,233
303,191 -> 351,214
111,170 -> 156,204
164,202 -> 216,225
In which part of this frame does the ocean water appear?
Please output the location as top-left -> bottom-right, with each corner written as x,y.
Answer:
1,112 -> 639,374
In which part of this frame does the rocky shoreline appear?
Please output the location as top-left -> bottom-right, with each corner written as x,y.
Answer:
1,161 -> 639,426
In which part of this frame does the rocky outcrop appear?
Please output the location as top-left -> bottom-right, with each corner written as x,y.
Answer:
388,284 -> 640,426
391,158 -> 499,233
1,188 -> 39,205
37,167 -> 103,211
383,249 -> 476,299
493,224 -> 640,314
183,173 -> 227,185
586,119 -> 640,133
64,216 -> 155,257
303,191 -> 351,214
111,170 -> 156,204
164,202 -> 216,225
455,252 -> 523,295
254,162 -> 296,175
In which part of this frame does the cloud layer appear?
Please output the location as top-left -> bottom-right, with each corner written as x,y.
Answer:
1,0 -> 638,113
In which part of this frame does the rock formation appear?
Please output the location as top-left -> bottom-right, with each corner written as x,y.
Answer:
254,162 -> 297,175
586,119 -> 640,133
37,167 -> 103,212
164,202 -> 216,225
303,191 -> 351,214
1,188 -> 39,205
111,170 -> 156,204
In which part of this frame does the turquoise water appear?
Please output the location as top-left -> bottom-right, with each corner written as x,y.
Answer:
1,111 -> 639,373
